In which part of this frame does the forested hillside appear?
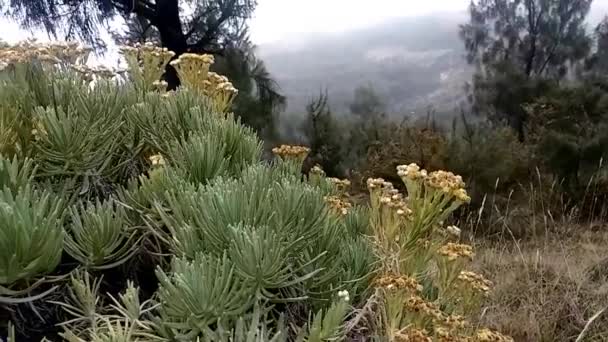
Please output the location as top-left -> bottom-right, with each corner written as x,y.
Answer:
262,5 -> 608,117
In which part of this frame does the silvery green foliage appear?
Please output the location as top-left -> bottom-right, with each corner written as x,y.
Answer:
0,155 -> 36,192
64,199 -> 141,269
0,59 -> 374,341
0,186 -> 64,286
155,253 -> 256,339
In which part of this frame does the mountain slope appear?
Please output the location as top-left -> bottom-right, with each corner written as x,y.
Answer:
260,5 -> 608,117
258,12 -> 471,116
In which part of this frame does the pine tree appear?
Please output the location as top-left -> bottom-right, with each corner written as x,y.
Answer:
587,17 -> 608,77
460,0 -> 593,140
4,0 -> 257,88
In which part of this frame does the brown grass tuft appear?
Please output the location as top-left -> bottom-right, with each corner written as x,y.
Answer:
474,230 -> 608,341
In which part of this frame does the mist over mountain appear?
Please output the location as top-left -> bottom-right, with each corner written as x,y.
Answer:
258,11 -> 471,117
259,6 -> 608,118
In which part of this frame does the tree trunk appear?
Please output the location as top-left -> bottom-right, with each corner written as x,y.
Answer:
154,0 -> 188,90
525,38 -> 536,77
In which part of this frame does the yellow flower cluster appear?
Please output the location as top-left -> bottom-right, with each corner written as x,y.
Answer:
271,145 -> 310,161
375,274 -> 423,292
475,329 -> 514,342
402,298 -> 475,341
396,163 -> 471,203
437,243 -> 475,261
71,64 -> 117,81
205,71 -> 238,94
441,314 -> 469,330
394,328 -> 432,342
457,271 -> 493,296
367,177 -> 394,191
121,43 -> 175,68
328,177 -> 351,192
119,44 -> 238,112
434,327 -> 469,342
368,178 -> 412,217
324,195 -> 352,216
168,53 -> 238,112
121,43 -> 175,90
0,39 -> 91,69
397,163 -> 428,181
426,170 -> 465,191
405,295 -> 444,321
168,52 -> 214,83
391,292 -> 476,340
366,164 -> 511,341
309,165 -> 325,177
383,196 -> 412,217
148,154 -> 166,167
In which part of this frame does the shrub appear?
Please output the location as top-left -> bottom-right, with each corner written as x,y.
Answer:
446,120 -> 531,202
359,121 -> 449,191
0,41 -> 511,341
524,80 -> 608,193
0,185 -> 64,287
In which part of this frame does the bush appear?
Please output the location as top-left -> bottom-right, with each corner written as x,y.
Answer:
446,119 -> 532,203
360,120 -> 449,189
524,80 -> 608,193
0,41 -> 511,341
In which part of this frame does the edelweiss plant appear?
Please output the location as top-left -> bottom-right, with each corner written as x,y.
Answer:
170,53 -> 238,113
0,40 -> 512,342
363,163 -> 512,341
0,186 -> 64,288
64,199 -> 142,270
121,42 -> 175,92
0,39 -> 91,69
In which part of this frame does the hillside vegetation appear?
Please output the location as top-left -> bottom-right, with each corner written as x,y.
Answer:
1,0 -> 608,341
261,4 -> 608,117
0,41 -> 515,342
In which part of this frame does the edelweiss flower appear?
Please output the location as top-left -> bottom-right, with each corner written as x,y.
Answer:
337,290 -> 350,302
397,163 -> 427,181
272,145 -> 310,160
149,154 -> 166,166
475,329 -> 514,342
446,225 -> 462,238
328,177 -> 351,191
457,271 -> 493,295
375,275 -> 423,292
394,328 -> 431,342
405,295 -> 443,320
437,243 -> 474,261
309,165 -> 325,176
324,195 -> 352,216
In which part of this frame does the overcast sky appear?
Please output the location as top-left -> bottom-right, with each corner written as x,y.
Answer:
0,0 -> 471,45
1,0 -> 606,46
249,0 -> 470,43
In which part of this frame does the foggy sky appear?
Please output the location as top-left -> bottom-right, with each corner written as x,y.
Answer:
249,0 -> 471,43
0,0 -> 606,49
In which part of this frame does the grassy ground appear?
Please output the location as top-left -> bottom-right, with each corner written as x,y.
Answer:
348,173 -> 608,341
474,228 -> 608,341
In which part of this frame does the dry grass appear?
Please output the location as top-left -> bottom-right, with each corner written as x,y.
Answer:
473,229 -> 608,342
348,163 -> 608,341
452,169 -> 608,341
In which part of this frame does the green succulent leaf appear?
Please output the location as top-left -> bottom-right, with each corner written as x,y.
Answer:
155,253 -> 256,338
0,186 -> 64,286
64,198 -> 142,269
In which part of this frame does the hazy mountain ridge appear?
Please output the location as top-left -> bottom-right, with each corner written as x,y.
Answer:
258,12 -> 471,116
260,6 -> 608,117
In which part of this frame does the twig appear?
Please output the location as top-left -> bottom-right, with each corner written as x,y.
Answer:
344,288 -> 381,336
575,306 -> 607,342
